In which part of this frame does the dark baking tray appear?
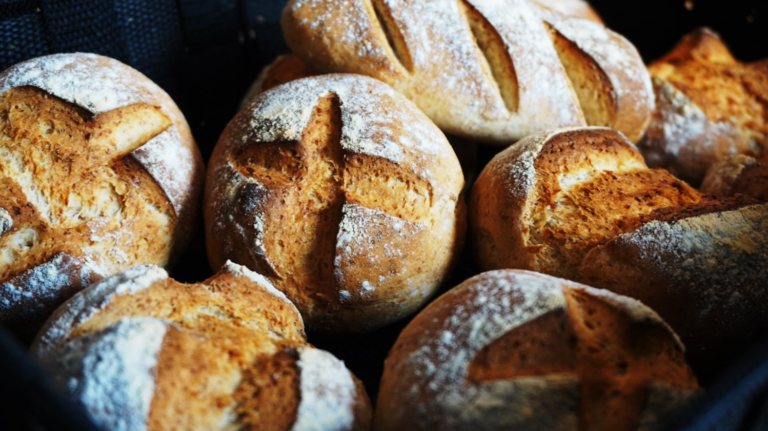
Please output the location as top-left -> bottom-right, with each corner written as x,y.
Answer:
1,0 -> 767,429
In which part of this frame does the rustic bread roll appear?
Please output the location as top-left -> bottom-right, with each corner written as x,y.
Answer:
701,154 -> 768,201
470,127 -> 704,279
470,127 -> 768,373
639,28 -> 768,185
33,261 -> 372,431
282,0 -> 653,145
579,196 -> 768,375
0,53 -> 205,334
376,270 -> 698,431
206,74 -> 465,333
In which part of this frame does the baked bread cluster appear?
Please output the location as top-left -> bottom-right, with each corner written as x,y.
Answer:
470,127 -> 768,374
33,262 -> 372,431
3,1 -> 766,429
0,53 -> 205,334
282,0 -> 653,144
206,74 -> 465,333
377,270 -> 699,431
639,28 -> 768,185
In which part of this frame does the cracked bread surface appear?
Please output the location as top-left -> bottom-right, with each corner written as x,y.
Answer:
33,262 -> 372,431
0,54 -> 204,335
376,270 -> 698,431
206,75 -> 465,333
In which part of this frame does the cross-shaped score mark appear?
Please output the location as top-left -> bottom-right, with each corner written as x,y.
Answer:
232,94 -> 432,314
467,290 -> 697,431
0,86 -> 176,292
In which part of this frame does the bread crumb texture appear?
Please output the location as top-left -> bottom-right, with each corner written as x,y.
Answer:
376,270 -> 697,431
0,53 -> 203,334
32,262 -> 371,431
206,74 -> 465,332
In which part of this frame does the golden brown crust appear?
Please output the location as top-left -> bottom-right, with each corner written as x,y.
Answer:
701,154 -> 768,201
470,127 -> 702,278
639,28 -> 768,185
282,0 -> 652,145
206,74 -> 465,333
376,270 -> 697,431
471,127 -> 768,375
579,197 -> 768,375
0,54 -> 204,335
33,263 -> 372,431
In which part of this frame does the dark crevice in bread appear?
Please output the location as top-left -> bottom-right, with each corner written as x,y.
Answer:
370,0 -> 414,73
458,0 -> 520,113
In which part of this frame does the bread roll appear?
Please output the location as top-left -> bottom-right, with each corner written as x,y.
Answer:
282,0 -> 653,145
33,262 -> 371,431
579,196 -> 768,375
470,127 -> 703,279
376,270 -> 698,431
0,53 -> 204,334
470,127 -> 768,374
206,74 -> 465,333
701,154 -> 768,201
639,28 -> 768,185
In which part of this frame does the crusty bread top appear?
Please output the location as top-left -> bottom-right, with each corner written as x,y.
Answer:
33,262 -> 368,431
0,53 -> 203,217
376,270 -> 697,431
282,0 -> 653,144
207,74 -> 464,332
0,54 -> 204,331
640,28 -> 768,184
471,127 -> 703,278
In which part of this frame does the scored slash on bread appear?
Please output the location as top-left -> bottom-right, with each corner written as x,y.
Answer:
470,127 -> 768,375
32,262 -> 372,431
376,270 -> 698,431
206,74 -> 466,333
282,0 -> 653,145
0,54 -> 205,335
639,28 -> 768,185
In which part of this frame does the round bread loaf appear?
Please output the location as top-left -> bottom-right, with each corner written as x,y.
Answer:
0,53 -> 205,334
579,196 -> 768,376
33,261 -> 372,431
470,127 -> 704,279
639,28 -> 768,185
282,0 -> 653,145
470,127 -> 768,374
701,154 -> 768,201
206,74 -> 465,333
376,270 -> 698,431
